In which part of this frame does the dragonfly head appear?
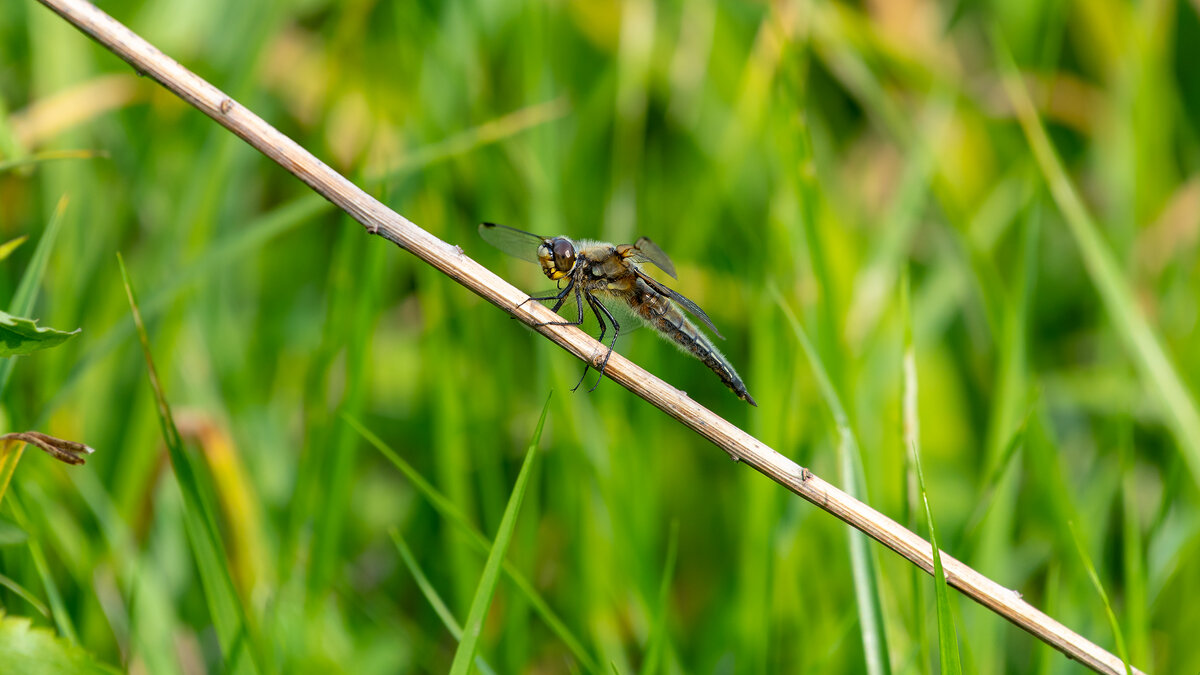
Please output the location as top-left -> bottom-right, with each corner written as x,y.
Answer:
539,237 -> 577,280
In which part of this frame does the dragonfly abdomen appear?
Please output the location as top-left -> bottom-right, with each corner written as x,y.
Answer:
638,299 -> 757,407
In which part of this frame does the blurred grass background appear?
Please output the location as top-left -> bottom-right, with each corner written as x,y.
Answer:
2,0 -> 1200,672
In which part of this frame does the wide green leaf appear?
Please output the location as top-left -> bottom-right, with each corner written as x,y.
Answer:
0,611 -> 119,675
0,310 -> 80,357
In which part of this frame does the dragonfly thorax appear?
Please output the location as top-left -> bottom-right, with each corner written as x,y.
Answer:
538,237 -> 577,280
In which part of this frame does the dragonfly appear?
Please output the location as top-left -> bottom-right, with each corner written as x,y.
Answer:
479,222 -> 756,406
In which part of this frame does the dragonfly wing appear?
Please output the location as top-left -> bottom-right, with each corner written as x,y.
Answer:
590,291 -> 644,336
631,236 -> 678,279
479,222 -> 547,263
634,269 -> 725,340
529,287 -> 642,338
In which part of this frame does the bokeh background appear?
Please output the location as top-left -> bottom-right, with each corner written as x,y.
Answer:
3,0 -> 1200,672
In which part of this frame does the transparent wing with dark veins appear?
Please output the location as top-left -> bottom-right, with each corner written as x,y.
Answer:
634,269 -> 725,340
631,236 -> 678,279
478,222 -> 548,263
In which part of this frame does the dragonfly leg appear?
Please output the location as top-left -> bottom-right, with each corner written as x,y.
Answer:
585,293 -> 620,393
572,292 -> 608,392
548,288 -> 573,314
520,281 -> 573,311
533,285 -> 586,327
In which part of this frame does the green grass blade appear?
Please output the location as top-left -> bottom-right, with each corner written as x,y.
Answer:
0,235 -> 27,261
771,286 -> 847,429
959,419 -> 1029,541
390,529 -> 497,675
117,254 -> 261,675
773,287 -> 892,675
68,468 -> 186,675
448,393 -> 550,675
908,406 -> 962,675
996,36 -> 1200,488
899,272 -> 930,674
7,198 -> 66,326
344,413 -> 601,674
1067,521 -> 1133,675
1118,431 -> 1150,669
1034,564 -> 1062,675
0,150 -> 107,174
1,196 -> 69,396
0,570 -> 49,618
838,446 -> 891,675
0,441 -> 23,506
367,98 -> 570,187
305,228 -> 385,597
639,519 -> 679,675
914,450 -> 961,675
391,528 -> 463,639
4,491 -> 77,644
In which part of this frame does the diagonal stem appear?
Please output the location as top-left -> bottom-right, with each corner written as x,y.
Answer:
31,1 -> 1140,673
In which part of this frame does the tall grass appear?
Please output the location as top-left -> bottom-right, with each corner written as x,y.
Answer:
2,0 -> 1199,672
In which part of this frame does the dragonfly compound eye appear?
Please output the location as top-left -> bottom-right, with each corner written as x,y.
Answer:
552,239 -> 576,273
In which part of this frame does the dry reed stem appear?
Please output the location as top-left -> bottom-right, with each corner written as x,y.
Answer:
32,1 -> 1141,673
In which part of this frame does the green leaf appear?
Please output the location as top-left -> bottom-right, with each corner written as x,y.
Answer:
0,611 -> 120,674
0,311 -> 80,357
449,393 -> 550,675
